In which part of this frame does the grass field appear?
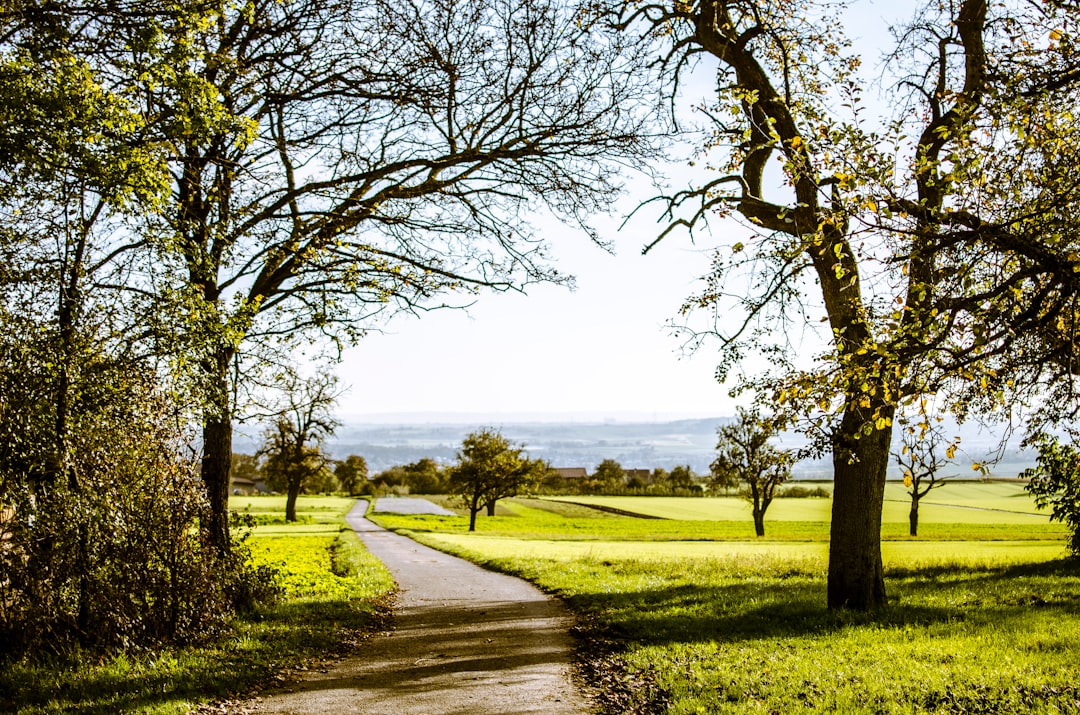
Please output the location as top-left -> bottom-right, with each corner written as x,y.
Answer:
374,486 -> 1080,714
3,496 -> 393,715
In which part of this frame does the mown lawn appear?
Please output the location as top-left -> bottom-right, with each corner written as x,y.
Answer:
374,489 -> 1080,714
2,496 -> 393,715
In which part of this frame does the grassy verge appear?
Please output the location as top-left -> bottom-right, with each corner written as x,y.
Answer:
373,494 -> 1080,714
2,496 -> 394,715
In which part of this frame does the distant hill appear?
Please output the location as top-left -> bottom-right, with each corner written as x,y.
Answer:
235,416 -> 1036,479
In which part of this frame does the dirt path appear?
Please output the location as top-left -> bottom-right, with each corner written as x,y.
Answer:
248,502 -> 593,714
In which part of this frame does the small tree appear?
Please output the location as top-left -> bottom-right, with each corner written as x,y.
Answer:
255,371 -> 341,521
593,459 -> 626,491
892,420 -> 957,537
1024,435 -> 1080,557
711,410 -> 792,537
449,429 -> 545,531
334,455 -> 369,496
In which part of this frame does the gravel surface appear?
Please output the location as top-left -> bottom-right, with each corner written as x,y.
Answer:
246,502 -> 592,715
372,496 -> 457,516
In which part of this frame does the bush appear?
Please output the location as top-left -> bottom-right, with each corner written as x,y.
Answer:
0,385 -> 278,659
1025,435 -> 1080,557
777,485 -> 831,499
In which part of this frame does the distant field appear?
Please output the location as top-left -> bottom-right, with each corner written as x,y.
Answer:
547,481 -> 1046,524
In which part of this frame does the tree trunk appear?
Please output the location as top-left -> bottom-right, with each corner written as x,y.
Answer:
753,509 -> 765,537
202,415 -> 232,553
486,500 -> 496,516
909,495 -> 920,537
468,506 -> 478,532
827,406 -> 893,610
201,346 -> 235,554
286,478 -> 301,522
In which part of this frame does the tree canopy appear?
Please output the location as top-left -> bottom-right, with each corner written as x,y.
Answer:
449,428 -> 545,531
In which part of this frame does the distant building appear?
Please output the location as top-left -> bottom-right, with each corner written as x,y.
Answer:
551,467 -> 588,480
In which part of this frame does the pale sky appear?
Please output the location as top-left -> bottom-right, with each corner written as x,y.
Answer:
335,204 -> 744,422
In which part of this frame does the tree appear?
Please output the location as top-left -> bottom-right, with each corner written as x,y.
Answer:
626,0 -> 1080,608
593,459 -> 626,490
255,371 -> 341,522
669,464 -> 697,492
117,0 -> 660,553
449,429 -> 545,532
1024,435 -> 1080,558
401,458 -> 447,495
334,455 -> 369,496
892,419 -> 957,537
710,409 -> 791,537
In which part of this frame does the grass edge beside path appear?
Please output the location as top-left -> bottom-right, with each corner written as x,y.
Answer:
1,496 -> 396,715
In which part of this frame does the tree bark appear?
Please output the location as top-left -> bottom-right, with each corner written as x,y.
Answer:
753,510 -> 765,537
202,414 -> 232,554
486,500 -> 496,516
286,478 -> 300,522
468,505 -> 479,532
201,347 -> 235,554
827,406 -> 893,610
909,495 -> 920,537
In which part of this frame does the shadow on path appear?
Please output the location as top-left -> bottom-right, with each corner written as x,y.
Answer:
249,502 -> 591,715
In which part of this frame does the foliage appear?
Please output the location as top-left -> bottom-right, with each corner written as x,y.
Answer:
372,457 -> 449,495
448,428 -> 548,531
1,496 -> 394,714
1024,435 -> 1080,557
710,409 -> 792,536
593,459 -> 627,488
0,374 -> 267,658
334,455 -> 369,496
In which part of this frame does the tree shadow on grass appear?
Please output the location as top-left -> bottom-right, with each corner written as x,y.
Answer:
0,596 -> 388,715
567,557 -> 1080,648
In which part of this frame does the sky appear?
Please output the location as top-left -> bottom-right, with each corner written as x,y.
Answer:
335,201 -> 743,423
331,2 -> 904,424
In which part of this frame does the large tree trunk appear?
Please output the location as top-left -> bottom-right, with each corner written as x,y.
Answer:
827,405 -> 893,610
201,347 -> 235,554
202,414 -> 232,554
909,495 -> 920,537
485,500 -> 496,517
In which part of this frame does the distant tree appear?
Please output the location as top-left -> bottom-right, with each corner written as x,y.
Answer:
334,455 -> 369,496
402,458 -> 447,495
892,419 -> 957,537
255,371 -> 341,521
711,410 -> 792,537
449,429 -> 546,531
1024,435 -> 1080,557
669,465 -> 697,492
593,459 -> 626,490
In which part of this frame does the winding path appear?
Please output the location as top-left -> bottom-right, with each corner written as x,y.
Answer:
249,502 -> 592,715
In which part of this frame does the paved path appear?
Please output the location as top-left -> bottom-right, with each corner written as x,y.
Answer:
249,502 -> 592,715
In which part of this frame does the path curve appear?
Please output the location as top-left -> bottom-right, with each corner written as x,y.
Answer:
248,502 -> 592,715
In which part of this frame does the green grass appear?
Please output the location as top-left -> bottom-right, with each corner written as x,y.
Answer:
371,485 -> 1080,714
2,496 -> 394,715
549,483 -> 1047,524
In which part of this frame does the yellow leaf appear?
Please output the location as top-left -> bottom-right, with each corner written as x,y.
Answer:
1051,29 -> 1063,41
946,444 -> 957,460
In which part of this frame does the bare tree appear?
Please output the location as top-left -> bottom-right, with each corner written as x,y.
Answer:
892,419 -> 957,537
710,409 -> 792,537
255,370 -> 342,522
